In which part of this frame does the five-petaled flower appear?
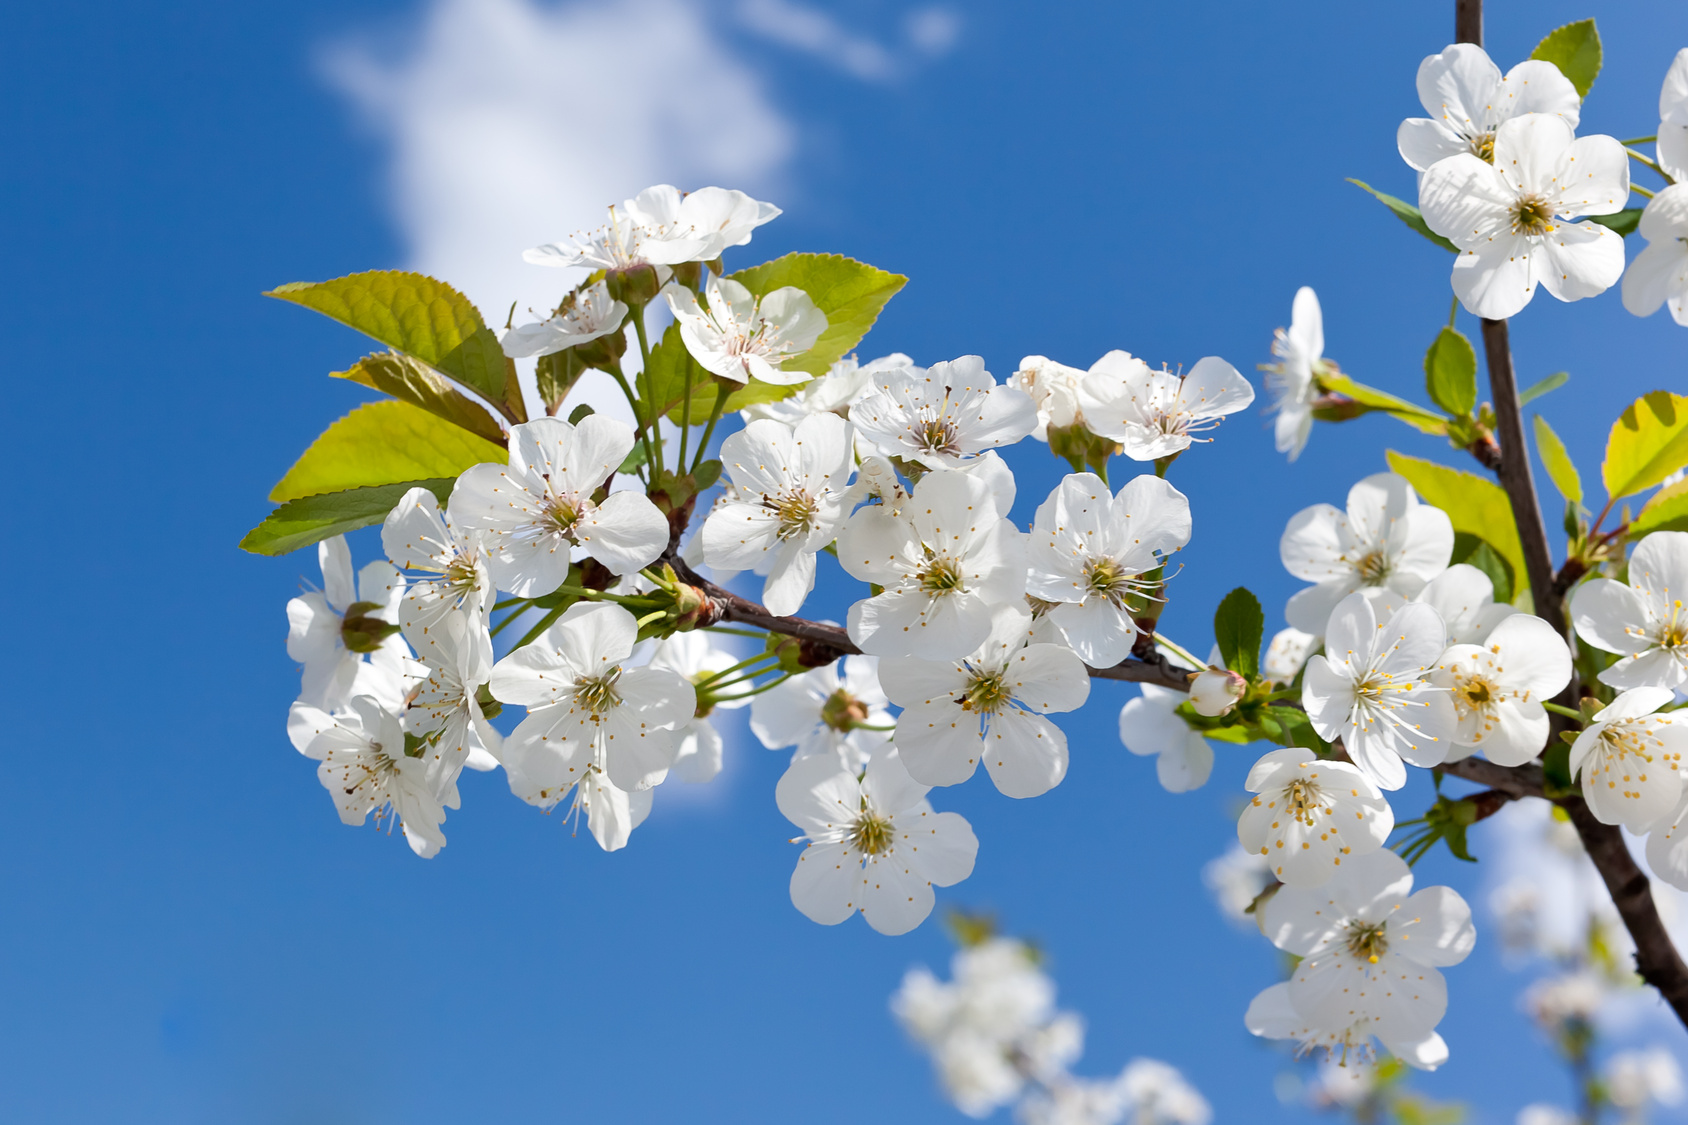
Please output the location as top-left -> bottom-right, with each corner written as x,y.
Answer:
750,655 -> 895,770
1622,184 -> 1688,327
286,535 -> 413,711
1077,353 -> 1255,462
1571,531 -> 1688,691
1396,43 -> 1580,172
1238,747 -> 1394,889
382,485 -> 497,645
1431,614 -> 1571,767
1263,287 -> 1325,462
500,280 -> 629,359
665,274 -> 827,386
1117,684 -> 1215,793
1567,687 -> 1688,830
850,356 -> 1038,470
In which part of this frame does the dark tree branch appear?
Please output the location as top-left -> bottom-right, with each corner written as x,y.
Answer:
1455,0 -> 1481,45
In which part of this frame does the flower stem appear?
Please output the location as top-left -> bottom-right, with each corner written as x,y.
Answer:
1149,632 -> 1204,670
693,382 -> 731,471
1543,700 -> 1585,723
630,304 -> 663,471
607,360 -> 657,471
697,652 -> 779,687
1620,135 -> 1659,146
1633,183 -> 1657,200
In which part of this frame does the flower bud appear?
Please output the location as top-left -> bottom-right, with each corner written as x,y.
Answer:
669,260 -> 703,290
1188,667 -> 1246,716
605,263 -> 660,306
340,601 -> 399,654
573,324 -> 627,370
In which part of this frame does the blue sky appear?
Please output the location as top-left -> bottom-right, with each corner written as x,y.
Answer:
5,0 -> 1688,1121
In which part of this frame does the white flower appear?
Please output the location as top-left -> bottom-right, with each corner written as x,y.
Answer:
1017,1076 -> 1124,1125
1116,1059 -> 1212,1125
499,280 -> 628,359
381,485 -> 496,644
1431,604 -> 1573,763
522,184 -> 779,272
742,352 -> 910,427
1251,849 -> 1475,1068
287,693 -> 455,858
850,356 -> 1038,469
285,536 -> 412,710
1238,747 -> 1394,888
750,655 -> 893,769
1623,184 -> 1688,326
1657,49 -> 1688,183
1419,113 -> 1629,320
1522,971 -> 1607,1032
641,631 -> 751,784
881,609 -> 1090,798
1203,845 -> 1274,928
1077,353 -> 1254,462
1117,685 -> 1214,793
844,453 -> 911,511
1188,667 -> 1246,716
489,602 -> 696,805
1302,592 -> 1457,790
1414,562 -> 1517,645
1571,531 -> 1688,690
1568,687 -> 1688,829
776,745 -> 977,935
1280,472 -> 1453,635
701,413 -> 853,616
1264,627 -> 1318,684
663,275 -> 826,386
1264,287 -> 1324,462
1396,43 -> 1580,172
1430,614 -> 1570,766
1009,355 -> 1089,442
838,469 -> 1028,660
1027,472 -> 1192,667
1606,1047 -> 1685,1110
451,416 -> 670,596
407,609 -> 501,784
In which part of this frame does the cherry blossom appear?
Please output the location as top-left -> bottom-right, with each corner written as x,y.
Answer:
741,352 -> 911,429
750,655 -> 893,769
499,280 -> 628,358
1188,666 -> 1246,717
1431,613 -> 1570,767
1419,113 -> 1629,320
1026,472 -> 1192,666
837,469 -> 1028,660
1413,562 -> 1516,645
850,356 -> 1037,469
451,416 -> 670,595
1238,747 -> 1394,889
1264,627 -> 1318,684
700,413 -> 853,616
1302,592 -> 1457,790
1280,472 -> 1453,636
1396,43 -> 1580,172
1622,184 -> 1688,327
1263,287 -> 1324,462
664,274 -> 827,386
1077,353 -> 1254,462
776,746 -> 977,935
1570,531 -> 1688,691
286,535 -> 413,711
1567,687 -> 1688,830
1657,49 -> 1688,183
647,631 -> 752,784
381,485 -> 496,644
407,609 -> 501,784
489,602 -> 696,799
1251,849 -> 1475,1068
881,609 -> 1090,798
1117,685 -> 1214,793
523,184 -> 779,273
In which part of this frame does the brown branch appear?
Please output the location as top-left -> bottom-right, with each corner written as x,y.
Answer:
1438,756 -> 1543,799
1455,0 -> 1481,45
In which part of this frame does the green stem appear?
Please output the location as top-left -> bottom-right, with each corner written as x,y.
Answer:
630,304 -> 663,472
493,597 -> 532,612
1448,293 -> 1459,328
1151,632 -> 1205,670
1620,135 -> 1659,146
679,366 -> 694,471
1626,147 -> 1674,186
606,360 -> 656,470
698,652 -> 779,687
732,672 -> 796,698
1543,701 -> 1586,723
513,604 -> 567,648
693,382 -> 731,471
1633,183 -> 1657,200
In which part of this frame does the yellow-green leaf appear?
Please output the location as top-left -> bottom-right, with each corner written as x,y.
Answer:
729,253 -> 907,379
1533,415 -> 1582,505
267,271 -> 515,413
270,400 -> 507,503
1320,372 -> 1447,435
1603,391 -> 1688,500
1531,19 -> 1601,99
1424,326 -> 1476,417
1634,478 -> 1688,535
1387,451 -> 1529,597
333,351 -> 507,447
240,479 -> 454,556
1347,179 -> 1458,254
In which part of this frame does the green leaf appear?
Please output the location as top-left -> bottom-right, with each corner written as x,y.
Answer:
618,443 -> 649,475
1587,209 -> 1642,237
1387,451 -> 1529,597
1212,587 -> 1263,679
1519,371 -> 1569,405
1263,706 -> 1326,753
270,400 -> 507,503
1346,179 -> 1459,253
1634,478 -> 1688,535
1318,371 -> 1447,435
1532,414 -> 1582,505
332,351 -> 507,447
1451,533 -> 1514,605
730,253 -> 907,378
567,403 -> 595,425
267,271 -> 512,411
536,349 -> 588,414
1603,391 -> 1688,500
1531,18 -> 1602,98
1423,326 -> 1477,417
239,479 -> 454,556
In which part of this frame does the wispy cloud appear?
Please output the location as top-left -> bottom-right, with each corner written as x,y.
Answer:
734,0 -> 960,82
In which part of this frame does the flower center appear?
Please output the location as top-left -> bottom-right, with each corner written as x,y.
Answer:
915,412 -> 960,455
1354,549 -> 1391,584
1282,777 -> 1326,824
1510,193 -> 1556,237
820,688 -> 869,732
444,557 -> 481,592
850,810 -> 895,855
960,668 -> 1012,715
1344,920 -> 1389,964
1471,130 -> 1496,163
1656,599 -> 1688,648
917,554 -> 966,596
574,668 -> 623,716
1460,677 -> 1493,707
543,495 -> 587,536
763,488 -> 819,541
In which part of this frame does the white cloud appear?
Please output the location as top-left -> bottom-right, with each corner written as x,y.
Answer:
323,0 -> 795,322
734,0 -> 960,82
